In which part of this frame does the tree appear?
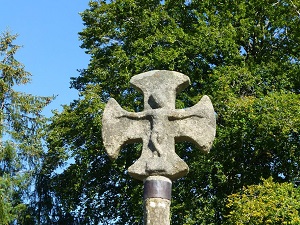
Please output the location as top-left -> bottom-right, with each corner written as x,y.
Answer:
0,31 -> 52,224
225,177 -> 300,224
41,0 -> 300,224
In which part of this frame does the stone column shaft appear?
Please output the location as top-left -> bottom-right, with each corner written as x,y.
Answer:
143,176 -> 172,225
144,198 -> 171,225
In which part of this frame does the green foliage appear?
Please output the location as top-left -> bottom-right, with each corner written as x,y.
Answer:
41,0 -> 299,224
0,31 -> 52,224
225,177 -> 300,224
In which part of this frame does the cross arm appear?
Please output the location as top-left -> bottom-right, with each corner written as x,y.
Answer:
170,95 -> 216,153
102,98 -> 150,160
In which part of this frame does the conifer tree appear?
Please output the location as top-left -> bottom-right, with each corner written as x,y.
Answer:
0,31 -> 52,224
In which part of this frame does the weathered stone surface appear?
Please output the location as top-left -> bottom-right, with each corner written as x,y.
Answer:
143,176 -> 172,225
102,70 -> 216,181
144,198 -> 171,225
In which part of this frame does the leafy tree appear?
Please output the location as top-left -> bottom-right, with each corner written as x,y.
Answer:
225,177 -> 300,224
0,31 -> 52,224
41,0 -> 300,224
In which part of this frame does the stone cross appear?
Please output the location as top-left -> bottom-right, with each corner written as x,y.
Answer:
102,70 -> 216,224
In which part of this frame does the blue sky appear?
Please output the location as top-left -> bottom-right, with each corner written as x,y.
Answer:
1,1 -> 91,116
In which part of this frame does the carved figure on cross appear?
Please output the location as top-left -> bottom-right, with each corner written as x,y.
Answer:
102,70 -> 216,181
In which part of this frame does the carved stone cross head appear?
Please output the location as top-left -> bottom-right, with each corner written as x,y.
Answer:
102,70 -> 216,181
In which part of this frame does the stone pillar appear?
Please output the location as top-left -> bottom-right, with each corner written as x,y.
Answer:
102,70 -> 216,224
143,176 -> 172,225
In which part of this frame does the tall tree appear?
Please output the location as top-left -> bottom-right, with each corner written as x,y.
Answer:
0,31 -> 52,224
42,0 -> 300,224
